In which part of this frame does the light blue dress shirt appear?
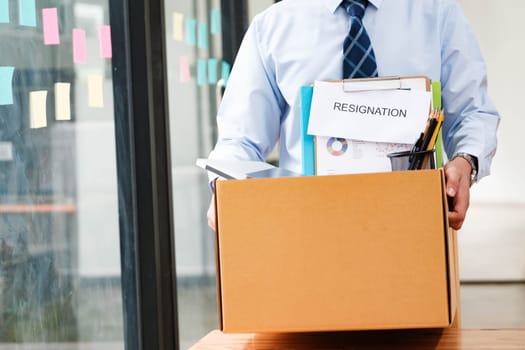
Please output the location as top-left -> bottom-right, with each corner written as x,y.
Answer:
209,0 -> 499,180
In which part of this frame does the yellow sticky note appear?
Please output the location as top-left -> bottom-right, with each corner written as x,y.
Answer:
30,90 -> 48,129
88,74 -> 104,108
55,82 -> 71,120
173,12 -> 184,41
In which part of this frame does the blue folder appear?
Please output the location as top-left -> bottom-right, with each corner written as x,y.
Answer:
300,86 -> 316,176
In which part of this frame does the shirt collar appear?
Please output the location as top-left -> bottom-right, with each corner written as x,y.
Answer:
323,0 -> 383,14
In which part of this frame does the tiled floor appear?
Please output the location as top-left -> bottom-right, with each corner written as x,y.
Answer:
178,281 -> 219,350
460,283 -> 525,329
178,282 -> 525,349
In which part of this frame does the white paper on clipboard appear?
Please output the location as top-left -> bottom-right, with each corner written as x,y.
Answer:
308,79 -> 431,144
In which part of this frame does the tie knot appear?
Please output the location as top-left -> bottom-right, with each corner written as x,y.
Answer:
343,0 -> 368,19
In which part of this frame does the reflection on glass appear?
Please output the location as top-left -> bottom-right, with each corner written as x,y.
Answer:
165,0 -> 276,348
164,0 -> 221,348
0,0 -> 123,346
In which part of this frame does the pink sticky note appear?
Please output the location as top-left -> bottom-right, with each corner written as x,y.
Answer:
42,8 -> 60,45
99,25 -> 112,58
73,29 -> 86,64
180,56 -> 191,83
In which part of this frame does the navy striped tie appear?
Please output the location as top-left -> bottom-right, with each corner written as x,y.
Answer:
342,0 -> 378,78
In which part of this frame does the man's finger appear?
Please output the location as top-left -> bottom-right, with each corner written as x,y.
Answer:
446,171 -> 460,199
448,211 -> 465,230
207,195 -> 216,232
445,159 -> 471,230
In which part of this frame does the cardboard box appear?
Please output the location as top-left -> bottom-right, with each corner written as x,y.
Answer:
214,169 -> 459,333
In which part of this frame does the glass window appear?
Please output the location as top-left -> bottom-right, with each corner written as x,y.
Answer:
163,1 -> 275,348
1,0 -> 124,347
164,2 -> 221,348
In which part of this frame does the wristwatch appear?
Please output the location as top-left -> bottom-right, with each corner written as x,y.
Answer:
452,153 -> 478,186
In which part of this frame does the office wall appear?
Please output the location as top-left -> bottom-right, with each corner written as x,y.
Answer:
248,1 -> 274,19
457,0 -> 525,281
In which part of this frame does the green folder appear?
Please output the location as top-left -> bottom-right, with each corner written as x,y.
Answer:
432,81 -> 444,168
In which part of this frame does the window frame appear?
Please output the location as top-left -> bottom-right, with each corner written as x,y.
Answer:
109,0 -> 179,348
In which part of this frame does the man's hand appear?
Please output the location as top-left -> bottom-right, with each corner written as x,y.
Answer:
444,156 -> 473,230
207,194 -> 216,233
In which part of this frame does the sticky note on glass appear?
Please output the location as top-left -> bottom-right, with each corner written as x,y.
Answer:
197,59 -> 207,86
221,61 -> 231,86
208,58 -> 218,84
211,9 -> 221,34
180,56 -> 191,83
88,74 -> 104,108
173,12 -> 184,41
99,25 -> 112,58
19,0 -> 36,27
42,8 -> 60,45
73,29 -> 86,64
55,82 -> 71,120
0,142 -> 13,161
198,22 -> 208,49
185,18 -> 197,46
0,66 -> 15,105
30,90 -> 48,129
0,0 -> 9,23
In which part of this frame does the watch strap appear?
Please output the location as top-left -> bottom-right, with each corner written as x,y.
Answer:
452,153 -> 478,185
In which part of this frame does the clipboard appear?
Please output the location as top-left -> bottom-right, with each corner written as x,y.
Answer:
300,76 -> 439,176
337,75 -> 431,92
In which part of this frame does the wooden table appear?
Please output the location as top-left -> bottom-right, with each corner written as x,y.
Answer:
189,329 -> 525,349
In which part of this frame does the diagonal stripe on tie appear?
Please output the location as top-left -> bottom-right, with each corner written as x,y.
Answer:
342,0 -> 378,79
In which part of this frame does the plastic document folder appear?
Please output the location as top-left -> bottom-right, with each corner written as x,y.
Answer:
300,76 -> 441,176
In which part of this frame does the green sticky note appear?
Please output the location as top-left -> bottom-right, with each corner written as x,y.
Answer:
198,22 -> 208,49
211,9 -> 221,34
185,18 -> 197,46
0,66 -> 15,105
208,58 -> 218,84
19,0 -> 36,27
197,59 -> 207,86
221,61 -> 231,86
0,0 -> 9,23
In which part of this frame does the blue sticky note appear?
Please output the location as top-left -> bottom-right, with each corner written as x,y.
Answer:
19,0 -> 36,27
197,59 -> 207,86
211,9 -> 221,34
0,0 -> 9,23
221,61 -> 231,86
185,18 -> 197,46
198,22 -> 208,49
208,58 -> 218,84
0,66 -> 15,105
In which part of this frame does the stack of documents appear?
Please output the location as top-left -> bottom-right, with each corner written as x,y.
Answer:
301,76 -> 439,175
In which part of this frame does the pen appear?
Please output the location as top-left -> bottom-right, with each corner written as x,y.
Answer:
408,132 -> 424,170
409,109 -> 443,170
419,110 -> 444,169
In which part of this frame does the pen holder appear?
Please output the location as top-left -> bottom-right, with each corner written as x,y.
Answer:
387,149 -> 436,171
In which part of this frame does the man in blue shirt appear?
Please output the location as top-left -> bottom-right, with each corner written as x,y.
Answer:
207,0 -> 499,231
